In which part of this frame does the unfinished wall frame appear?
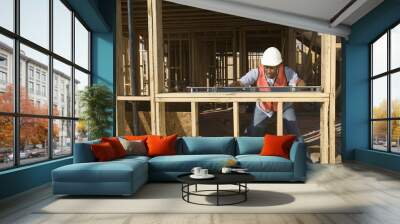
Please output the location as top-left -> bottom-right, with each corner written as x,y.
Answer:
116,0 -> 338,164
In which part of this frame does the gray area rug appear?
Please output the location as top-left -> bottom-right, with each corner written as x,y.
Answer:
38,183 -> 362,214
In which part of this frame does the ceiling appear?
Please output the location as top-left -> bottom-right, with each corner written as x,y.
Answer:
122,0 -> 384,37
165,0 -> 384,37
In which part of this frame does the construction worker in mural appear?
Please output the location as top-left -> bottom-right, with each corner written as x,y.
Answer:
230,47 -> 305,139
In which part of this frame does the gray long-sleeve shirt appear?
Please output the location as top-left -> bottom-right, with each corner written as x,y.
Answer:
239,66 -> 299,117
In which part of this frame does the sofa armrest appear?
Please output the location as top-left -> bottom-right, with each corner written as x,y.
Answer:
73,140 -> 99,163
289,141 -> 307,181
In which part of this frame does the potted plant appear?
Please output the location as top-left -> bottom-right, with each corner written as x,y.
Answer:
79,84 -> 113,140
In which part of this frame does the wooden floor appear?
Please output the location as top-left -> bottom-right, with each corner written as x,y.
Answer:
1,162 -> 400,224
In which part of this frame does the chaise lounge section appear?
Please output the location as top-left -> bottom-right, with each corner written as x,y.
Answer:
52,136 -> 306,196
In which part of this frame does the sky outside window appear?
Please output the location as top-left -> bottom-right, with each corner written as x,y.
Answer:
0,0 -> 14,31
53,0 -> 72,60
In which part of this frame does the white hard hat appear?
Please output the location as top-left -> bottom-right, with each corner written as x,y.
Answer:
261,47 -> 283,66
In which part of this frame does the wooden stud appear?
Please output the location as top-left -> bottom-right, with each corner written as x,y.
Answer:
191,102 -> 199,136
116,0 -> 126,135
147,0 -> 165,135
329,35 -> 337,164
277,102 -> 283,136
320,102 -> 329,164
233,101 -> 239,137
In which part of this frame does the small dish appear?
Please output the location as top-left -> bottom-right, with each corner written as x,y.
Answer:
190,174 -> 215,179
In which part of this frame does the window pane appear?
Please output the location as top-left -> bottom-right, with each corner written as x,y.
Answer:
53,0 -> 72,60
372,76 -> 387,119
0,0 -> 14,31
0,34 -> 14,112
20,44 -> 49,115
53,119 -> 72,158
74,18 -> 89,70
20,0 -> 49,49
391,72 -> 400,118
53,59 -> 72,117
0,116 -> 14,170
391,120 -> 400,153
391,24 -> 400,70
75,120 -> 88,143
74,69 -> 89,118
20,117 -> 49,165
372,121 -> 388,151
372,33 -> 387,76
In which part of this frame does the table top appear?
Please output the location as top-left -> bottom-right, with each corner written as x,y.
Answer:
177,172 -> 255,185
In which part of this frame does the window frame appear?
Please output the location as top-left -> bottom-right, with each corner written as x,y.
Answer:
0,0 -> 92,171
370,20 -> 400,154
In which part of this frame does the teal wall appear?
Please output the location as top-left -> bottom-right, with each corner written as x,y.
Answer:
0,158 -> 72,199
343,0 -> 400,171
0,0 -> 116,200
91,0 -> 116,136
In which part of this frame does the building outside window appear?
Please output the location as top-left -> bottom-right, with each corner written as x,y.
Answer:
28,81 -> 34,94
370,22 -> 400,154
0,0 -> 91,170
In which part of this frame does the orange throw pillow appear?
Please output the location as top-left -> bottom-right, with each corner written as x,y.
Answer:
124,135 -> 148,141
101,137 -> 127,158
91,142 -> 117,161
146,134 -> 177,157
260,135 -> 297,159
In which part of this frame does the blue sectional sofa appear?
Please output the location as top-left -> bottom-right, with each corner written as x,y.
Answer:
52,137 -> 306,196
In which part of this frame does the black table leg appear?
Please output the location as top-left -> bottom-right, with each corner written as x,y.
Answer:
195,184 -> 198,192
216,184 -> 219,206
245,183 -> 247,201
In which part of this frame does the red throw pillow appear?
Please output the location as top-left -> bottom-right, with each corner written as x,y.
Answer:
260,135 -> 297,159
146,134 -> 177,157
101,137 -> 127,158
91,142 -> 117,161
124,135 -> 148,141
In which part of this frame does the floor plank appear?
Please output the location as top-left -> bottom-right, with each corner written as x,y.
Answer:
1,162 -> 400,224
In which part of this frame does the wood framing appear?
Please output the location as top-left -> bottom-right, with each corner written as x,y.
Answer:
277,102 -> 283,136
329,35 -> 337,164
116,0 -> 338,164
321,34 -> 336,164
233,102 -> 240,137
191,102 -> 199,136
147,0 -> 165,134
116,0 -> 125,136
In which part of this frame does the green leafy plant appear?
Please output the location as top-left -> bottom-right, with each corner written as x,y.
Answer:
79,84 -> 113,140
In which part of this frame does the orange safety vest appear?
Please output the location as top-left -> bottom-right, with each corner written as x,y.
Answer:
256,64 -> 288,112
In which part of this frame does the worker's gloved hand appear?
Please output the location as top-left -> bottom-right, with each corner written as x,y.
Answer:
296,79 -> 306,86
229,81 -> 243,87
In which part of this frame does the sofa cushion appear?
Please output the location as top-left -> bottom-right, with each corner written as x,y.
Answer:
91,142 -> 118,161
119,138 -> 147,156
101,137 -> 127,158
73,140 -> 100,163
148,154 -> 235,172
260,135 -> 296,159
235,137 -> 264,155
236,155 -> 293,172
53,158 -> 147,183
147,134 -> 178,157
179,137 -> 235,155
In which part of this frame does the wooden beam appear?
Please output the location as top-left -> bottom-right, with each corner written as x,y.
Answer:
277,102 -> 283,136
320,102 -> 329,164
147,0 -> 165,135
117,96 -> 152,101
191,102 -> 199,136
233,102 -> 239,137
329,35 -> 337,164
156,102 -> 166,135
156,92 -> 328,99
147,0 -> 156,134
116,0 -> 126,136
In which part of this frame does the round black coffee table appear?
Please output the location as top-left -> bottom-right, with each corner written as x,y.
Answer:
177,173 -> 255,206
